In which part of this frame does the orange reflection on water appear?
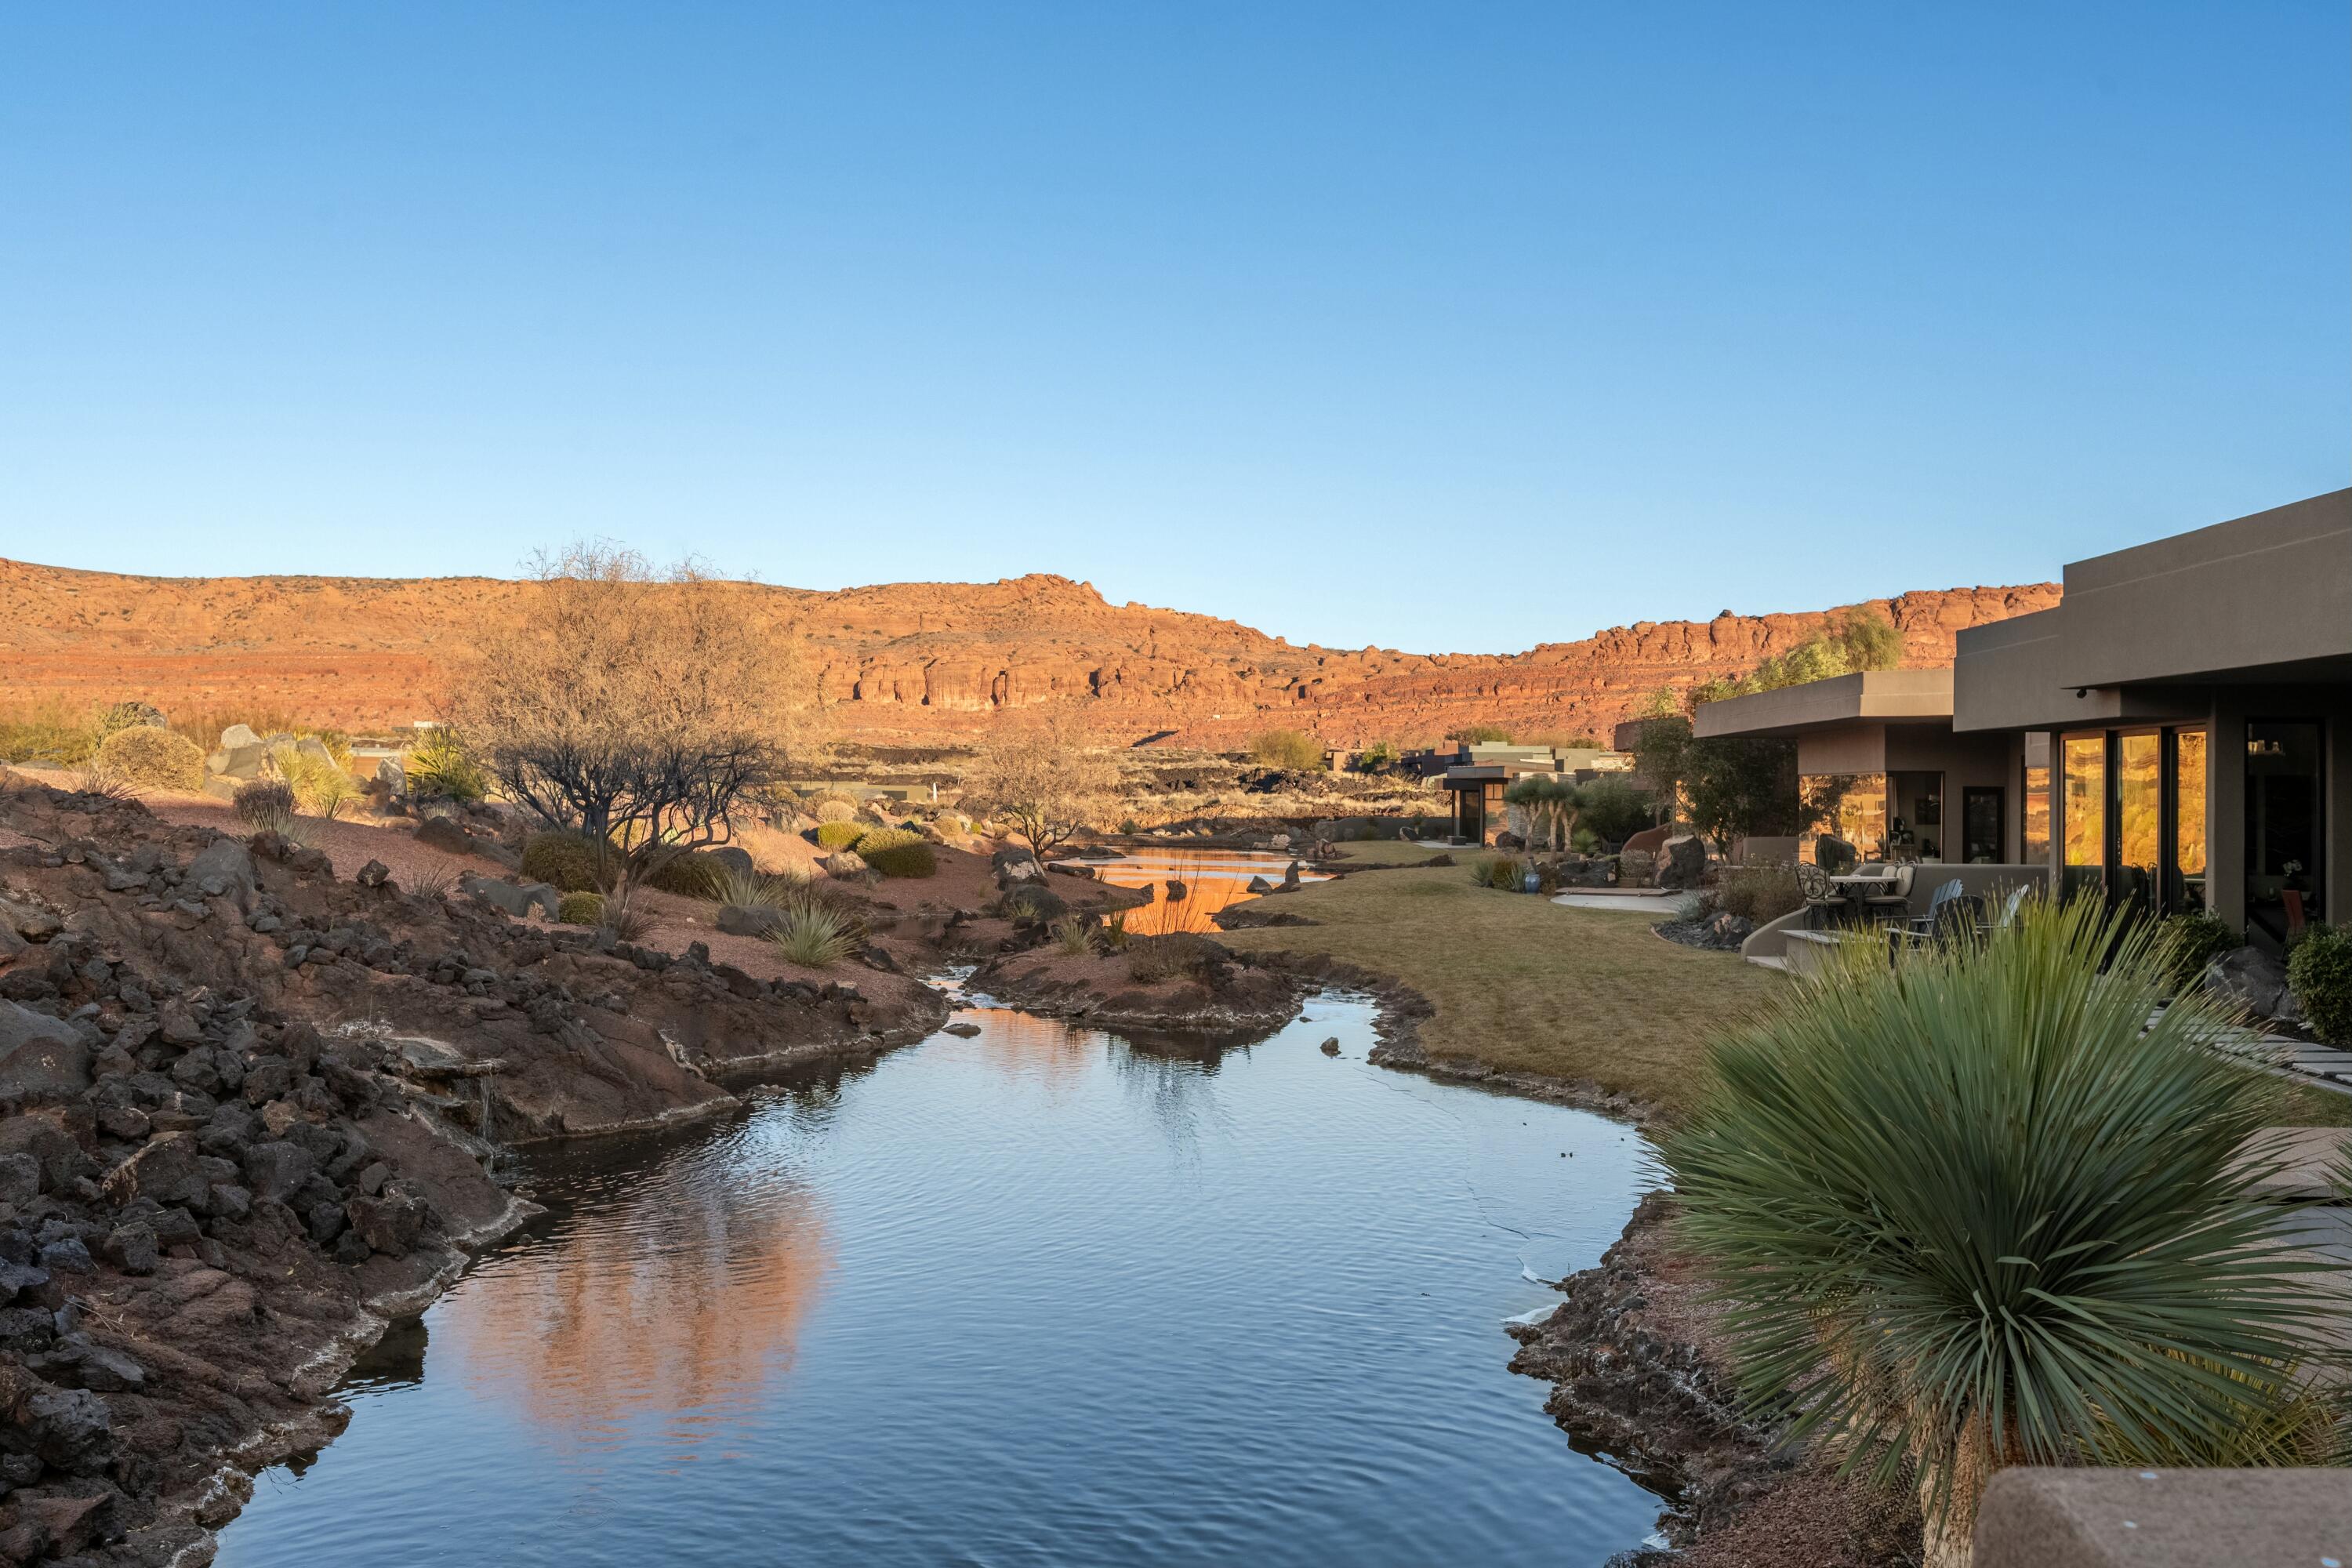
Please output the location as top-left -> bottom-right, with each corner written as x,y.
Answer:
1089,855 -> 1309,937
958,1004 -> 1099,1082
436,1170 -> 833,1448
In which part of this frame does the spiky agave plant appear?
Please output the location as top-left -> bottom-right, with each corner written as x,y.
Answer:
769,906 -> 858,968
1660,895 -> 2343,1565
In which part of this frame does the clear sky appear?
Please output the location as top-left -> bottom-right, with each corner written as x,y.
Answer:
3,3 -> 2344,654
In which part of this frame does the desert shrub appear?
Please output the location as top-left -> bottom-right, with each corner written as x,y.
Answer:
556,891 -> 606,926
94,725 -> 205,793
0,699 -> 101,768
815,820 -> 868,851
520,832 -> 607,893
600,888 -> 655,942
1714,865 -> 1802,925
234,779 -> 297,829
267,743 -> 358,818
1661,898 -> 2340,1557
642,851 -> 738,897
1127,932 -> 1224,984
1478,855 -> 1524,891
1119,816 -> 1141,836
1247,729 -> 1326,771
858,837 -> 937,879
1570,825 -> 1599,854
403,728 -> 489,803
1100,910 -> 1131,952
2288,924 -> 2352,1047
710,863 -> 790,910
1446,724 -> 1512,745
1356,740 -> 1397,772
814,797 -> 859,825
770,906 -> 858,968
97,702 -> 165,738
934,811 -> 970,836
2161,910 -> 2242,994
1049,913 -> 1094,955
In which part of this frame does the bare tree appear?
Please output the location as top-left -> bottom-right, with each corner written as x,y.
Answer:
448,543 -> 816,889
964,706 -> 1117,858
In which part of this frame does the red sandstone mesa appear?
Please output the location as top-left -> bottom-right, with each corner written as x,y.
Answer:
0,559 -> 2056,748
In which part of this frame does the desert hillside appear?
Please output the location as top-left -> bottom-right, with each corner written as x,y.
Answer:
0,558 -> 2058,747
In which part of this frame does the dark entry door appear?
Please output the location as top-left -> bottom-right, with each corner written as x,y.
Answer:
1962,787 -> 2002,864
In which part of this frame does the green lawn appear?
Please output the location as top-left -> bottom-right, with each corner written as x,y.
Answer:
1235,855 -> 2352,1131
1224,861 -> 1778,1121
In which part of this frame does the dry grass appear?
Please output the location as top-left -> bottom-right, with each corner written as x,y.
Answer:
1218,863 -> 1782,1120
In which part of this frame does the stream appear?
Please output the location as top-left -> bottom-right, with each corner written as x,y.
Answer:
212,861 -> 1664,1566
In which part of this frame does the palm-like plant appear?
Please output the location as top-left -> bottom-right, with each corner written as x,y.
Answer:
1660,895 -> 2343,1565
1502,774 -> 1580,852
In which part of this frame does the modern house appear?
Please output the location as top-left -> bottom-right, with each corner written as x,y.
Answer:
1695,489 -> 2350,950
1949,488 -> 2350,948
1439,743 -> 1638,843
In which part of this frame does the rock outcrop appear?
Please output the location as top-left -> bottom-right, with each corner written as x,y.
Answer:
0,559 -> 2057,750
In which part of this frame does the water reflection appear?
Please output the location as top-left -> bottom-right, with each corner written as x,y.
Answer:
437,1155 -> 833,1448
1087,849 -> 1329,935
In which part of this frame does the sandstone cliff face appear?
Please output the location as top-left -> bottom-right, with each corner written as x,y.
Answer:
0,559 -> 2057,748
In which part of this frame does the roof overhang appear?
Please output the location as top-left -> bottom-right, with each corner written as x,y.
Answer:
1693,669 -> 1955,740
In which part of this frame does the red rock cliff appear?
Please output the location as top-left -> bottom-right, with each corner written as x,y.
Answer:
0,559 -> 2057,748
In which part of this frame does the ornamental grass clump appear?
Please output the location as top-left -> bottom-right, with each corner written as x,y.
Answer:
556,891 -> 605,926
1659,895 -> 2343,1566
769,906 -> 858,968
93,725 -> 206,793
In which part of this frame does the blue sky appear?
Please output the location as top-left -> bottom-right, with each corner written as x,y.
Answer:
2,3 -> 2343,653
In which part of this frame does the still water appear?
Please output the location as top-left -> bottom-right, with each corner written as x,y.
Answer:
215,991 -> 1662,1566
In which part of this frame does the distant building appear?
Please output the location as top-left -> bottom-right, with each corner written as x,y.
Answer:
1438,744 -> 1639,844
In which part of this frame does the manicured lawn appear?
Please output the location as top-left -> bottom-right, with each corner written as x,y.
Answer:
1234,854 -> 2352,1131
1221,861 -> 1777,1121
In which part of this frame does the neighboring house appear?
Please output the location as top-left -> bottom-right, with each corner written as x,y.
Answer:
1694,489 -> 2350,950
1439,744 -> 1639,843
1951,489 -> 2350,949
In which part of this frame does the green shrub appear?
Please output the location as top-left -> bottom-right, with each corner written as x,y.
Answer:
94,725 -> 205,792
1576,775 -> 1655,844
2161,911 -> 2242,994
1715,865 -> 1802,924
1248,729 -> 1326,771
1478,855 -> 1524,891
1127,932 -> 1224,984
2288,924 -> 2352,1046
857,831 -> 937,879
403,728 -> 488,803
1661,898 -> 2339,1551
270,743 -> 358,818
521,832 -> 606,892
643,851 -> 728,897
815,820 -> 867,851
556,891 -> 606,926
1446,724 -> 1512,745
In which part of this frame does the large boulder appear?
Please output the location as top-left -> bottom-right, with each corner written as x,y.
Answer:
218,724 -> 261,750
708,846 -> 754,878
1657,835 -> 1707,891
715,904 -> 782,938
991,847 -> 1044,884
376,756 -> 406,797
102,1132 -> 212,1210
2205,946 -> 2302,1025
187,837 -> 259,911
205,725 -> 268,781
820,851 -> 869,879
1621,825 -> 1673,858
0,1004 -> 89,1105
415,816 -> 485,858
1000,882 -> 1066,924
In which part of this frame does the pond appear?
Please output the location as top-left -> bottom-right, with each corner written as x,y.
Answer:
1082,846 -> 1331,935
213,989 -> 1663,1566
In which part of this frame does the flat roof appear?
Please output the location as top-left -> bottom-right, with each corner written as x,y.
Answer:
1693,668 -> 1955,739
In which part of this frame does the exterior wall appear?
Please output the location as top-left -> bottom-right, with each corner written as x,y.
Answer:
2059,490 -> 2352,688
1794,723 -> 1888,775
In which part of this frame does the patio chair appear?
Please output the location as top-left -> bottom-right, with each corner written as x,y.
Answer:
1886,879 -> 1973,953
1860,863 -> 1914,926
1979,883 -> 2031,935
1795,861 -> 1847,928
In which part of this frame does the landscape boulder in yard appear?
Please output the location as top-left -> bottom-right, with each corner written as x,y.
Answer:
1657,836 -> 1706,891
2205,946 -> 2302,1025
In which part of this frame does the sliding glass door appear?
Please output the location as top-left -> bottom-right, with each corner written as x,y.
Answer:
2245,721 -> 2323,945
2059,725 -> 2211,916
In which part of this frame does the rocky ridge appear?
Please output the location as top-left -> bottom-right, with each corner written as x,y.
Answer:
0,559 -> 2057,749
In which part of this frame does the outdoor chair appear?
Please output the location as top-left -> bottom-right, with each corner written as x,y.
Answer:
1979,883 -> 2031,935
1860,863 -> 1914,926
1889,878 -> 1978,954
1795,861 -> 1847,928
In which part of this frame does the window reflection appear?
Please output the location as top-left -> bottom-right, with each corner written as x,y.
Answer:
2061,734 -> 2105,899
2114,732 -> 2159,915
2171,730 -> 2207,913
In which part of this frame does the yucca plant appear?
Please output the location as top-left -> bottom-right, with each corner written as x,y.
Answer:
1660,895 -> 2343,1566
769,906 -> 858,968
710,862 -> 790,911
1049,913 -> 1094,955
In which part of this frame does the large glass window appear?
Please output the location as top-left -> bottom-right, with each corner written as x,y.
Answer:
2062,734 -> 2105,900
2246,721 -> 2324,944
2169,730 -> 2207,913
1801,773 -> 1886,862
2114,732 -> 2160,915
2022,735 -> 2050,865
